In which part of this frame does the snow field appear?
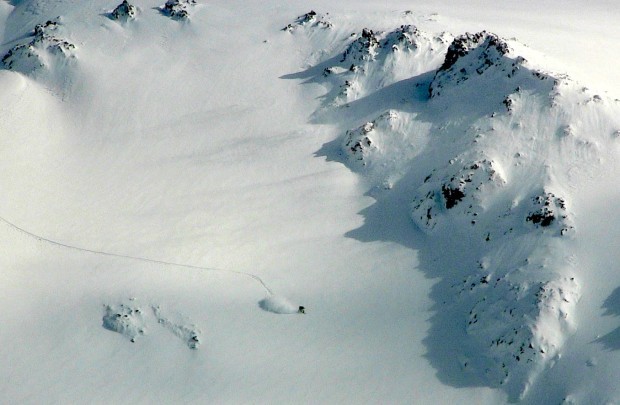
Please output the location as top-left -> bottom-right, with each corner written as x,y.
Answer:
2,1 -> 620,404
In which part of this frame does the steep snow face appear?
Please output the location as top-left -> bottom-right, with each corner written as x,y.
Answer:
300,22 -> 620,400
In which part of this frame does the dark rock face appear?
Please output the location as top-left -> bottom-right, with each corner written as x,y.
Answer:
282,10 -> 332,32
441,185 -> 466,209
111,0 -> 137,20
340,28 -> 380,63
429,31 -> 518,98
526,192 -> 569,231
439,31 -> 510,72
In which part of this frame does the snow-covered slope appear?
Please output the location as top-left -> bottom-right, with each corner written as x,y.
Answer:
300,23 -> 620,399
2,1 -> 620,404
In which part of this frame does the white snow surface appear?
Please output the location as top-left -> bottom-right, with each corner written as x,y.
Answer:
2,1 -> 620,404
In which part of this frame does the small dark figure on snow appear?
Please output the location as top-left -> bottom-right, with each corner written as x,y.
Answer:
298,306 -> 305,314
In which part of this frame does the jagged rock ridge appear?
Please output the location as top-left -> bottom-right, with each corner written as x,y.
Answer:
317,25 -> 451,106
293,22 -> 620,400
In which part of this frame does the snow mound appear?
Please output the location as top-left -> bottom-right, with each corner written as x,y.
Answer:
102,302 -> 147,343
152,306 -> 202,350
282,10 -> 332,32
110,0 -> 137,21
258,295 -> 299,314
2,19 -> 76,76
160,0 -> 196,20
103,300 -> 202,348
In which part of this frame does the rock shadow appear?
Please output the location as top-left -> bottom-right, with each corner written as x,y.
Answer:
596,287 -> 620,350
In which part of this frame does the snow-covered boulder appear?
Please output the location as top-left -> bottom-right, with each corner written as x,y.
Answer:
1,20 -> 76,76
110,0 -> 137,21
103,303 -> 147,343
160,0 -> 197,20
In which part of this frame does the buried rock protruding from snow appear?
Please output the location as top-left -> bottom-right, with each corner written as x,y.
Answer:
102,299 -> 203,349
110,0 -> 137,21
526,191 -> 573,235
1,19 -> 76,75
102,303 -> 147,342
152,305 -> 203,349
282,10 -> 332,32
160,0 -> 197,20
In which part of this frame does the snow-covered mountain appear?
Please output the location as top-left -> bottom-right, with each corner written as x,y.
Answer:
2,1 -> 620,404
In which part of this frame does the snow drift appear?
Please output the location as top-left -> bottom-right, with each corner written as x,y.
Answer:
258,295 -> 299,314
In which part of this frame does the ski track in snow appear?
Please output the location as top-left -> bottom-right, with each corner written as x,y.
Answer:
0,214 -> 274,295
2,1 -> 620,404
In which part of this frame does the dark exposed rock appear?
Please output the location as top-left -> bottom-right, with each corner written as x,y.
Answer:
439,31 -> 509,72
442,185 -> 466,209
340,28 -> 380,63
282,10 -> 332,32
429,31 -> 518,98
526,192 -> 568,228
161,0 -> 196,20
111,0 -> 137,20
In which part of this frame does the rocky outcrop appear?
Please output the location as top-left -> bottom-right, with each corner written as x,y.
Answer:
411,157 -> 506,231
160,0 -> 197,20
290,20 -> 618,400
1,19 -> 76,75
429,32 -> 521,98
111,0 -> 137,21
282,10 -> 332,31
